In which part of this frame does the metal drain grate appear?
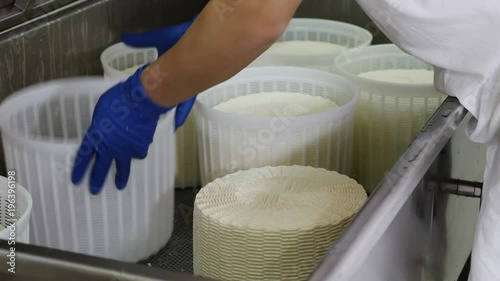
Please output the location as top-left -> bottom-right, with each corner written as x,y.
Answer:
139,187 -> 200,273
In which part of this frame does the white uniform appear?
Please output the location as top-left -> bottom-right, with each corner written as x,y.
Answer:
355,1 -> 500,280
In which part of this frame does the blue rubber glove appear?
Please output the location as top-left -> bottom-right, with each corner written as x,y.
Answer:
122,15 -> 197,55
122,15 -> 198,130
71,66 -> 172,195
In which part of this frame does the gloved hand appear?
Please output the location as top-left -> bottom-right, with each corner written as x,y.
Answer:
122,15 -> 198,129
71,66 -> 172,195
72,16 -> 199,194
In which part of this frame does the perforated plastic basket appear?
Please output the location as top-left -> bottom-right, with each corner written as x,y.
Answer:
0,78 -> 176,262
0,176 -> 32,244
101,42 -> 200,188
334,44 -> 447,193
100,42 -> 158,81
248,18 -> 373,72
195,67 -> 359,186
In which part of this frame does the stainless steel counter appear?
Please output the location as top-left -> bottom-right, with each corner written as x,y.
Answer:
0,97 -> 482,281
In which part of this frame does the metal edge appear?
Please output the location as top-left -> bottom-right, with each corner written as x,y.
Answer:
307,97 -> 468,281
0,0 -> 98,39
0,0 -> 29,31
0,240 -> 215,281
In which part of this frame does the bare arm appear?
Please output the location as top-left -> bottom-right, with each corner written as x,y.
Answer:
141,0 -> 303,107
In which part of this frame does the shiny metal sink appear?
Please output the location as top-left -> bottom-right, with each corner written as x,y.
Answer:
0,241 -> 212,281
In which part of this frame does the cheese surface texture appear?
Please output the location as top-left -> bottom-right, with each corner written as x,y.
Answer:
175,111 -> 200,188
213,91 -> 339,117
193,166 -> 367,281
358,69 -> 434,84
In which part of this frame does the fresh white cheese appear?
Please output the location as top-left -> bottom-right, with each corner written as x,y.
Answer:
213,92 -> 339,117
193,166 -> 367,281
358,69 -> 434,84
175,111 -> 200,188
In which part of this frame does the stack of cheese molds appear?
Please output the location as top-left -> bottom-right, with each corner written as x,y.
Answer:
195,66 -> 360,186
334,44 -> 447,193
100,42 -> 201,188
193,165 -> 367,281
249,18 -> 373,71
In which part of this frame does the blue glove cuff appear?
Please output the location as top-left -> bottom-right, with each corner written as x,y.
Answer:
124,65 -> 174,116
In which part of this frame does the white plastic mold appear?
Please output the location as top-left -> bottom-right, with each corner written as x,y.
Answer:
0,78 -> 176,262
0,176 -> 32,244
195,67 -> 360,186
249,18 -> 373,72
334,44 -> 447,192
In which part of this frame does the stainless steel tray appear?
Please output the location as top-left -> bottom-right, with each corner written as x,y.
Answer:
0,97 -> 482,281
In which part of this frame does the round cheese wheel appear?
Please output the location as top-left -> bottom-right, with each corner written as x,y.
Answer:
358,69 -> 434,84
213,91 -> 339,117
193,166 -> 367,281
268,41 -> 347,55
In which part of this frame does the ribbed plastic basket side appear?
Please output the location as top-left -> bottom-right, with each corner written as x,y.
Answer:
335,44 -> 447,193
174,111 -> 201,188
0,78 -> 175,262
0,176 -> 32,244
100,42 -> 157,81
195,67 -> 359,186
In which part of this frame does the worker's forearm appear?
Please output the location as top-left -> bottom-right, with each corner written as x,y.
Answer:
141,0 -> 302,107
